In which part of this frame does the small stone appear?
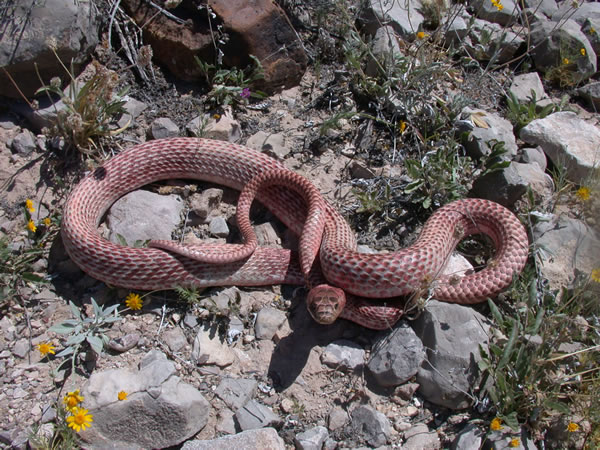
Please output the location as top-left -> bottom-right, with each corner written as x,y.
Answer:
209,217 -> 229,238
162,327 -> 188,353
254,307 -> 287,340
215,377 -> 257,411
321,339 -> 365,371
149,117 -> 179,139
327,406 -> 348,430
350,405 -> 392,447
190,188 -> 223,221
192,324 -> 235,367
11,130 -> 37,155
403,423 -> 440,449
183,313 -> 199,329
294,426 -> 329,450
12,339 -> 29,358
107,333 -> 140,352
234,400 -> 281,431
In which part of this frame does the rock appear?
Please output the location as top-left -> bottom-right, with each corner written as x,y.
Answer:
118,97 -> 148,128
403,423 -> 441,449
181,428 -> 285,450
508,72 -> 552,108
349,161 -> 376,179
520,0 -> 558,18
209,216 -> 230,238
470,161 -> 548,206
0,0 -> 100,98
107,333 -> 140,353
530,19 -> 596,83
533,216 -> 600,290
365,25 -> 404,77
321,339 -> 365,372
246,131 -> 289,160
190,188 -> 223,221
122,0 -> 307,93
12,339 -> 29,359
463,19 -> 523,63
520,146 -> 547,171
458,107 -> 518,159
582,18 -> 600,57
470,0 -> 520,26
204,114 -> 241,143
254,222 -> 281,247
413,301 -> 490,409
327,406 -> 349,431
162,327 -> 188,353
361,0 -> 424,38
11,131 -> 37,155
215,377 -> 258,411
149,117 -> 180,139
215,409 -> 237,435
192,323 -> 235,367
350,405 -> 392,447
552,1 -> 600,25
577,81 -> 600,111
80,350 -> 210,448
452,423 -> 486,450
255,307 -> 287,340
294,426 -> 329,450
520,111 -> 600,181
234,400 -> 281,431
106,190 -> 184,246
367,323 -> 425,387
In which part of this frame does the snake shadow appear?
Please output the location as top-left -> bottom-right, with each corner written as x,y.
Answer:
267,286 -> 372,391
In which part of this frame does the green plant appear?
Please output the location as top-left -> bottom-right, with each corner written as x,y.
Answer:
354,183 -> 391,215
505,90 -> 561,132
196,54 -> 266,106
36,54 -> 128,155
49,298 -> 121,373
29,405 -> 81,450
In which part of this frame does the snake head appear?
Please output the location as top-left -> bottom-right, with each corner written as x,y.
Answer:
306,284 -> 346,325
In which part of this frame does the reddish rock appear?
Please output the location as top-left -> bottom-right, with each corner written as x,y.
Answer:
122,0 -> 307,93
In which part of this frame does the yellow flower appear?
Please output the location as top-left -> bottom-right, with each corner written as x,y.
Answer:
575,186 -> 591,201
63,389 -> 84,410
118,391 -> 128,401
567,422 -> 580,432
27,220 -> 37,233
43,217 -> 52,226
590,27 -> 596,34
563,57 -> 570,65
125,293 -> 143,310
399,121 -> 407,133
509,438 -> 520,447
416,31 -> 427,39
37,342 -> 55,357
580,48 -> 586,56
490,417 -> 503,430
66,407 -> 93,432
591,268 -> 600,283
213,113 -> 221,120
25,199 -> 35,213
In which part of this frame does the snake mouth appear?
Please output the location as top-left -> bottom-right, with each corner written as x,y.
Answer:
306,284 -> 347,325
309,305 -> 339,325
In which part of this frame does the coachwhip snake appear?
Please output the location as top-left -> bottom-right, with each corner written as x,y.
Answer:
61,138 -> 529,329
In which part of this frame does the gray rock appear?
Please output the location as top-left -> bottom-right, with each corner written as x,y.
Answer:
327,406 -> 349,431
508,72 -> 552,108
107,333 -> 140,352
80,350 -> 210,449
413,301 -> 490,409
463,19 -> 524,63
246,131 -> 289,160
106,190 -> 184,246
216,409 -> 237,435
582,19 -> 600,57
118,97 -> 148,128
12,339 -> 29,358
294,426 -> 329,450
366,25 -> 404,77
192,323 -> 235,367
184,312 -> 199,329
520,146 -> 547,171
181,428 -> 285,450
362,0 -> 425,38
552,1 -> 600,25
235,400 -> 281,431
367,323 -> 425,387
452,423 -> 485,450
190,188 -> 223,221
520,0 -> 558,18
350,405 -> 392,447
458,107 -> 518,159
520,111 -> 600,181
470,161 -> 547,206
209,216 -> 230,238
578,81 -> 600,111
162,327 -> 188,353
533,216 -> 600,291
204,115 -> 241,143
11,130 -> 37,155
321,339 -> 365,372
255,222 -> 281,247
149,117 -> 180,139
403,423 -> 441,449
215,378 -> 258,411
0,0 -> 100,98
470,0 -> 520,26
530,19 -> 596,83
255,307 -> 287,340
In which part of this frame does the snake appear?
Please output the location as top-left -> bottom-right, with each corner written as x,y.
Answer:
61,138 -> 529,330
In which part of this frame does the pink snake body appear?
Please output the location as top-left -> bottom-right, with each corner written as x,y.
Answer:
61,138 -> 529,329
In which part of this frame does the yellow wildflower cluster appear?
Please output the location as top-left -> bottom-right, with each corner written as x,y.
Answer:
416,31 -> 428,40
63,390 -> 93,432
490,417 -> 504,430
591,268 -> 600,283
25,199 -> 35,213
118,390 -> 128,401
125,293 -> 143,310
37,342 -> 55,357
567,421 -> 580,432
509,438 -> 521,447
490,0 -> 504,10
575,186 -> 591,201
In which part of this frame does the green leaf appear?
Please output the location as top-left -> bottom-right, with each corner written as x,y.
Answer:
91,297 -> 101,318
502,411 -> 520,431
488,299 -> 503,325
66,334 -> 86,346
55,346 -> 74,358
49,320 -> 79,334
69,301 -> 82,321
543,399 -> 570,415
103,304 -> 120,317
22,272 -> 46,283
497,318 -> 519,370
87,335 -> 104,355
